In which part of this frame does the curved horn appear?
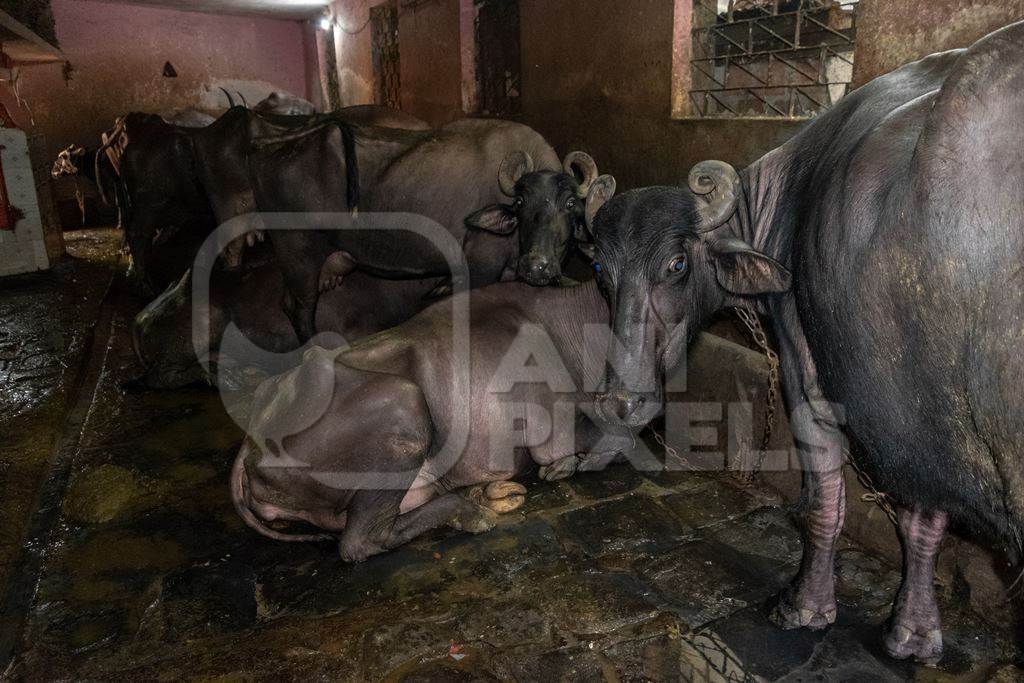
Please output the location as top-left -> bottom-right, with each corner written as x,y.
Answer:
687,160 -> 741,232
498,150 -> 534,197
237,91 -> 249,108
563,151 -> 599,195
584,175 -> 617,236
220,87 -> 236,108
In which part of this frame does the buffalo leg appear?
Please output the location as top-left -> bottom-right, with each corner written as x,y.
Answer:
771,296 -> 845,630
272,231 -> 332,342
883,506 -> 947,665
338,490 -> 491,562
538,450 -> 622,482
281,276 -> 320,343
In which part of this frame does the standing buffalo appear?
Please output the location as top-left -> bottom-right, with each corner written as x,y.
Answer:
232,273 -> 637,561
103,113 -> 218,295
588,23 -> 1024,665
250,117 -> 611,341
51,144 -> 121,227
97,105 -> 429,295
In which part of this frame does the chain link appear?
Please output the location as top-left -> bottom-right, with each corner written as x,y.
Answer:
732,306 -> 780,485
845,448 -> 898,525
645,308 -> 898,525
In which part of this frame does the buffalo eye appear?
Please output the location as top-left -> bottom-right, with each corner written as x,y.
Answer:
668,255 -> 687,274
565,197 -> 577,211
513,197 -> 524,210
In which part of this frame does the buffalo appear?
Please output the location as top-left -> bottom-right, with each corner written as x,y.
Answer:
94,105 -> 430,296
131,249 -> 443,389
249,117 -> 611,341
230,179 -> 620,559
587,22 -> 1024,665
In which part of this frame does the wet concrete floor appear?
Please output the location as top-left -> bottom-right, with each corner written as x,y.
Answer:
0,229 -> 1020,680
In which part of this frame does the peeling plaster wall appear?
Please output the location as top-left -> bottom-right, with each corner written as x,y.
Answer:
852,0 -> 1024,88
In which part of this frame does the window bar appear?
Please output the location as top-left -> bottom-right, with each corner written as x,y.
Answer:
745,88 -> 787,116
752,18 -> 798,50
773,53 -> 820,84
794,1 -> 803,47
802,12 -> 857,44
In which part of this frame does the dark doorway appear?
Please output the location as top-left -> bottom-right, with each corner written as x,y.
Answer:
474,0 -> 521,118
371,1 -> 401,109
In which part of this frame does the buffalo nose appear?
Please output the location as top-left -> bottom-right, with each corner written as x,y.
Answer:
520,257 -> 556,284
597,390 -> 645,423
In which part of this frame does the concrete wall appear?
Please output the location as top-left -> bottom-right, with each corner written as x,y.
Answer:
20,0 -> 312,160
326,0 -> 801,189
517,0 -> 801,189
14,0 -> 315,232
327,0 -> 464,126
852,0 -> 1024,88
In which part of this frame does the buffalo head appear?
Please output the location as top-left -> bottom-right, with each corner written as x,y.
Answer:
52,144 -> 87,178
465,150 -> 615,286
589,161 -> 792,428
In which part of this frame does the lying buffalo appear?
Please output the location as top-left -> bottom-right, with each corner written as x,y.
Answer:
131,249 -> 442,389
231,183 -> 625,559
250,117 -> 610,341
589,22 -> 1024,665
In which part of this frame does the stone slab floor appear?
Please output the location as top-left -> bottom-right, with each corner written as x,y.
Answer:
0,230 -> 1020,681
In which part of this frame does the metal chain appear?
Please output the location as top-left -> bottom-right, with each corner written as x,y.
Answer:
845,448 -> 898,525
645,307 -> 898,526
733,308 -> 898,523
733,306 -> 780,485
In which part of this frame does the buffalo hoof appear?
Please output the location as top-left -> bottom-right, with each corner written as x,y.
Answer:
770,592 -> 837,631
449,502 -> 498,534
338,539 -> 379,564
468,481 -> 527,514
318,275 -> 346,294
539,455 -> 580,482
883,622 -> 943,667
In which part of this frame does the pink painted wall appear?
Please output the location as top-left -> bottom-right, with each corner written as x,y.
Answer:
16,0 -> 314,227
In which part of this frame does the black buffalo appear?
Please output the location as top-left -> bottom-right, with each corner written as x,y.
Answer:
99,105 -> 430,296
131,249 -> 442,389
588,22 -> 1024,665
249,117 -> 613,341
105,113 -> 218,295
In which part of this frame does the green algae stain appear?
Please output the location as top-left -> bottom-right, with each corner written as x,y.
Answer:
63,464 -> 146,525
70,531 -> 185,574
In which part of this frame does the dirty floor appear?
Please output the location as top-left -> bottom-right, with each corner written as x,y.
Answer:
0,230 -> 1019,681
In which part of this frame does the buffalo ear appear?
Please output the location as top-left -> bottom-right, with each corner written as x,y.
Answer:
710,238 -> 791,295
584,174 -> 617,236
465,204 -> 518,235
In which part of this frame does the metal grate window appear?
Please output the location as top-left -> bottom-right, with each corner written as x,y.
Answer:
689,0 -> 858,118
473,0 -> 522,118
371,1 -> 401,110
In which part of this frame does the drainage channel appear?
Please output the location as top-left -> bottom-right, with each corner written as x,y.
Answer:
0,271 -> 125,671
